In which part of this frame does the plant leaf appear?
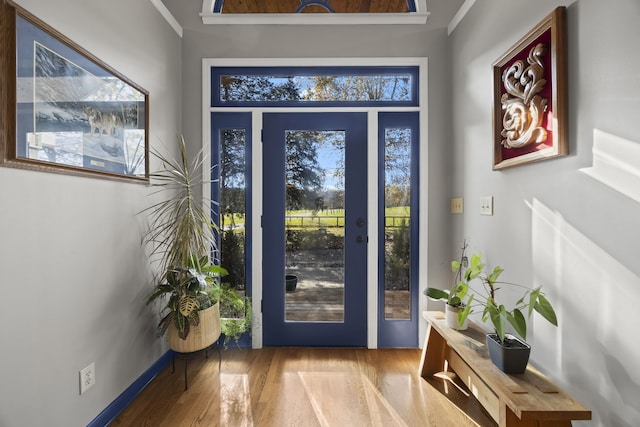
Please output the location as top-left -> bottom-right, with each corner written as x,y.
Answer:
534,294 -> 558,326
157,312 -> 173,336
179,295 -> 199,317
528,287 -> 541,317
508,308 -> 527,340
471,254 -> 481,270
425,288 -> 449,301
487,266 -> 504,283
459,294 -> 474,325
456,281 -> 469,299
488,303 -> 505,342
174,313 -> 190,340
202,264 -> 229,276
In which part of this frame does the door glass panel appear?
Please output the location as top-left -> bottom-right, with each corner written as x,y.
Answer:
219,128 -> 248,316
284,129 -> 345,322
383,128 -> 412,320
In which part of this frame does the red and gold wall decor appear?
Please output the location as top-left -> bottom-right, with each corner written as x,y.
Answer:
492,7 -> 567,170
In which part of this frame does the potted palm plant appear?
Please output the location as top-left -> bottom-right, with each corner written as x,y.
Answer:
143,136 -> 227,352
424,240 -> 474,330
457,252 -> 558,374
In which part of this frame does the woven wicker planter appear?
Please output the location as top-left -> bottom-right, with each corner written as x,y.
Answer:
168,303 -> 221,353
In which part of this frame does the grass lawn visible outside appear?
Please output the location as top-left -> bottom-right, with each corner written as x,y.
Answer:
283,207 -> 410,230
222,207 -> 410,233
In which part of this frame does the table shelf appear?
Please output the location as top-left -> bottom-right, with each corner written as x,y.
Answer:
419,311 -> 591,427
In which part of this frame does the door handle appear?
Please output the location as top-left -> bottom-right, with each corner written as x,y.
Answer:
356,235 -> 366,243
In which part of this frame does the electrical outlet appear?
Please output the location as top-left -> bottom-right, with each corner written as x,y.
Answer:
79,362 -> 95,395
450,197 -> 464,214
480,196 -> 494,216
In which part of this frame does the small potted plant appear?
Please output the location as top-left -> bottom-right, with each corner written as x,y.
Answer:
459,253 -> 558,374
424,240 -> 475,330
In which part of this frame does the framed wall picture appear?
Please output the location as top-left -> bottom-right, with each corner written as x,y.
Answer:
492,7 -> 567,170
0,1 -> 149,182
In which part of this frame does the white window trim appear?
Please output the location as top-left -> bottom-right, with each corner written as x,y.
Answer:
203,57 -> 429,349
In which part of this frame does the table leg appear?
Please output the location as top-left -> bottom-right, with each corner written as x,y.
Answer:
419,323 -> 448,378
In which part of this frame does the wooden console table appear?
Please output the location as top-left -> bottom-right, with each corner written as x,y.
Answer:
419,311 -> 591,427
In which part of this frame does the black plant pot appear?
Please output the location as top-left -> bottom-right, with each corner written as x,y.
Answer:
486,333 -> 531,374
285,274 -> 298,292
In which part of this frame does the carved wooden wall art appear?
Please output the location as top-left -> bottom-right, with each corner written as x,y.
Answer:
492,7 -> 567,170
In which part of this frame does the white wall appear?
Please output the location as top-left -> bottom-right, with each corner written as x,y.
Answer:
0,1 -> 181,426
450,0 -> 640,425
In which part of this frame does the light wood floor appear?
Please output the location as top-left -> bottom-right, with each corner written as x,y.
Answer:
111,347 -> 495,426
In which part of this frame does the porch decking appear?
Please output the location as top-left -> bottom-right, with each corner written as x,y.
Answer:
285,278 -> 411,322
283,248 -> 410,322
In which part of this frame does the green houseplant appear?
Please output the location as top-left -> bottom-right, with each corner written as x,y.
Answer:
207,283 -> 252,347
146,257 -> 225,342
218,228 -> 253,345
143,136 -> 227,351
424,240 -> 474,330
458,252 -> 558,373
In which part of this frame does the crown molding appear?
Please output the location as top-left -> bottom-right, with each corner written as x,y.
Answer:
150,0 -> 183,37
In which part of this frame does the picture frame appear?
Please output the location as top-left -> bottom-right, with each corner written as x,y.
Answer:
0,1 -> 149,182
492,7 -> 567,170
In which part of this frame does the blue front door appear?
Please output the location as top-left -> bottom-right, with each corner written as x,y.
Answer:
262,112 -> 368,346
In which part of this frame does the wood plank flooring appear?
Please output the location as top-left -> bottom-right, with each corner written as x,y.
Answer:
111,347 -> 496,426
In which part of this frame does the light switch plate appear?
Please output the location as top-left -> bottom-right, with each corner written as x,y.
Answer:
450,197 -> 464,214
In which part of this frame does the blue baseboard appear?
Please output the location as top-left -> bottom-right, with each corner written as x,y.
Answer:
87,350 -> 174,427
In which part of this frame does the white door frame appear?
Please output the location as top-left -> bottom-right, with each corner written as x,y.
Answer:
202,57 -> 429,349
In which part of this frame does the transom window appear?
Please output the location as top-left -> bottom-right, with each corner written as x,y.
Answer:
211,66 -> 418,107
